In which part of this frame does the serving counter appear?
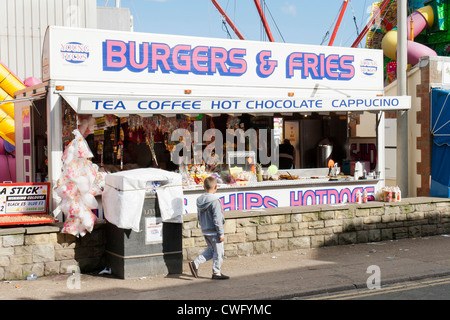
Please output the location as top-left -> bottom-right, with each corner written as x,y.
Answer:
182,168 -> 381,214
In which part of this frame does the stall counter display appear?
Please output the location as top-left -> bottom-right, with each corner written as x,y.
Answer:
182,168 -> 381,214
180,162 -> 257,187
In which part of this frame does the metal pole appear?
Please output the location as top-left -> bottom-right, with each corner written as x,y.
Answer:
351,0 -> 390,48
211,0 -> 245,40
254,0 -> 275,42
328,0 -> 349,46
397,0 -> 408,197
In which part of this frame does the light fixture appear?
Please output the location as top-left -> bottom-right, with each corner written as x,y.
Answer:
288,92 -> 294,97
184,89 -> 192,94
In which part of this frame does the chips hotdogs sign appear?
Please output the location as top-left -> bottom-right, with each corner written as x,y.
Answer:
0,183 -> 50,215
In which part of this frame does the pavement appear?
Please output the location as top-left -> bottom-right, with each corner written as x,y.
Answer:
2,234 -> 450,300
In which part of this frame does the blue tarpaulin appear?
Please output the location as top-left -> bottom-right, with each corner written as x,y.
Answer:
430,88 -> 450,197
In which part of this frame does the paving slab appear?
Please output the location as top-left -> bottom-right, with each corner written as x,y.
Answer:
1,235 -> 450,300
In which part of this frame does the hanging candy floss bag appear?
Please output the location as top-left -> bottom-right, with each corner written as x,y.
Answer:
54,129 -> 106,237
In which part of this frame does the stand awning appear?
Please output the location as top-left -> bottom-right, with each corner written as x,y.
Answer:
59,92 -> 411,115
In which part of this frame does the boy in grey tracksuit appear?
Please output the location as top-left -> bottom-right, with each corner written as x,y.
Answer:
189,176 -> 229,280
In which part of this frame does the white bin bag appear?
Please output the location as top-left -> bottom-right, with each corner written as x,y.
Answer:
102,168 -> 184,232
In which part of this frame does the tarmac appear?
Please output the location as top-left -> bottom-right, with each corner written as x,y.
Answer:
2,234 -> 450,300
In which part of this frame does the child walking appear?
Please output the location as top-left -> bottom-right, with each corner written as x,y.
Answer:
189,176 -> 229,280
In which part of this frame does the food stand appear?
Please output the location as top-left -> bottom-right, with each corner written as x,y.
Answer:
14,26 -> 410,219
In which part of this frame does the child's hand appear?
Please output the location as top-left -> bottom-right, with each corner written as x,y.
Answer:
219,236 -> 225,242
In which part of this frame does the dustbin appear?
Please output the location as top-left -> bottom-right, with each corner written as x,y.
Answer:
102,168 -> 184,280
105,194 -> 182,279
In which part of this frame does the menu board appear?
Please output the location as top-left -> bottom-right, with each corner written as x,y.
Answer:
0,183 -> 50,215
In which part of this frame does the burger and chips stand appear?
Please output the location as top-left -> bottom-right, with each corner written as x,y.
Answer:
11,26 -> 410,278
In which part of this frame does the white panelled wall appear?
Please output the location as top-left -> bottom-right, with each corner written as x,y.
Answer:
0,0 -> 97,81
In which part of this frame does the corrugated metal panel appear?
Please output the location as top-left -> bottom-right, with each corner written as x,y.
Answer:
97,7 -> 132,31
0,0 -> 97,81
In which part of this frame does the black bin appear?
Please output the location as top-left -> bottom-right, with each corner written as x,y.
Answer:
105,195 -> 182,279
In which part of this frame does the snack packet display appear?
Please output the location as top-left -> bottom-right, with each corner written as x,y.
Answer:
54,129 -> 106,237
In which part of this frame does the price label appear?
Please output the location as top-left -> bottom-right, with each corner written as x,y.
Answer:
0,183 -> 50,215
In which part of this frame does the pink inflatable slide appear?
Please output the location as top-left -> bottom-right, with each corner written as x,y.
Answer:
0,138 -> 16,182
381,5 -> 437,65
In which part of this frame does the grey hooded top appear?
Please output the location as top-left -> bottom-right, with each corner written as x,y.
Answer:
196,193 -> 225,237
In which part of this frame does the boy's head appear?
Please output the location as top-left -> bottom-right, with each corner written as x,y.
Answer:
203,176 -> 218,193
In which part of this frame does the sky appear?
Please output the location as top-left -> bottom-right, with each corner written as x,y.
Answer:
96,0 -> 375,47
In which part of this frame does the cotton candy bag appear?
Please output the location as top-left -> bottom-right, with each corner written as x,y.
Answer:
54,129 -> 106,237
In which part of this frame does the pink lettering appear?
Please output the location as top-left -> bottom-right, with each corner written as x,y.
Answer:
286,52 -> 355,80
172,45 -> 191,71
339,188 -> 352,203
325,54 -> 340,78
237,193 -> 244,210
319,54 -> 325,78
129,42 -> 148,70
263,196 -> 277,208
315,189 -> 327,204
106,40 -> 127,69
221,194 -> 236,211
287,52 -> 303,78
103,40 -> 247,76
246,193 -> 263,209
303,53 -> 319,78
365,186 -> 375,194
228,48 -> 247,74
290,191 -> 302,206
339,55 -> 355,79
351,187 -> 364,202
256,50 -> 277,77
151,43 -> 170,71
302,190 -> 316,205
327,189 -> 340,204
210,47 -> 228,73
192,46 -> 209,73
